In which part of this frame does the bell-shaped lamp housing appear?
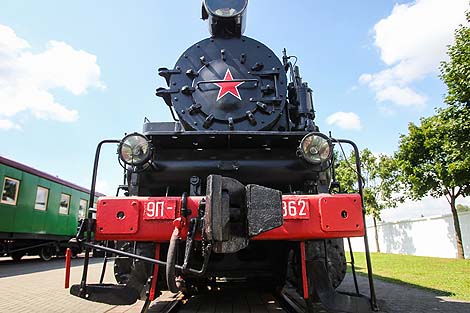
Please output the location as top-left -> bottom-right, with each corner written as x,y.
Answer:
202,0 -> 248,38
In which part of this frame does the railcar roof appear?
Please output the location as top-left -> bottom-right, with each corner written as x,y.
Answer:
0,155 -> 105,197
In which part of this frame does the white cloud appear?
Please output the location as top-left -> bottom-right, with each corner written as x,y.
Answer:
0,119 -> 20,130
360,0 -> 468,108
0,25 -> 30,56
376,86 -> 427,107
326,112 -> 362,130
0,24 -> 104,129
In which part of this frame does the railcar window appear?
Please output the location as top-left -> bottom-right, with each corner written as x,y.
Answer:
35,186 -> 49,211
1,177 -> 20,206
79,199 -> 88,220
59,193 -> 71,215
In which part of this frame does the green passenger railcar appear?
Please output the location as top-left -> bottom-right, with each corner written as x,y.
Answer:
0,156 -> 102,261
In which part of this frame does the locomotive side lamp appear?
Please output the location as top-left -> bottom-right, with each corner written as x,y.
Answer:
298,133 -> 332,164
202,0 -> 248,38
118,133 -> 153,166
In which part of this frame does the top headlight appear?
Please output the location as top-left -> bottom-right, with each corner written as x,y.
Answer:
298,133 -> 332,164
118,133 -> 153,166
204,0 -> 248,18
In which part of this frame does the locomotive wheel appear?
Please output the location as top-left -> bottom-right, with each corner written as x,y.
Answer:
286,239 -> 347,295
113,242 -> 154,299
306,239 -> 347,289
114,242 -> 134,285
39,246 -> 54,261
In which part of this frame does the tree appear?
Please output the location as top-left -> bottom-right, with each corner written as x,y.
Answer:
457,204 -> 470,212
396,105 -> 470,259
440,11 -> 470,108
401,9 -> 470,259
335,148 -> 401,252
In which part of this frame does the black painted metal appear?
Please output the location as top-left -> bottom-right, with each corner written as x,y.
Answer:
70,283 -> 140,305
69,3 -> 381,311
87,139 -> 121,214
99,241 -> 111,284
332,138 -> 379,311
157,36 -> 287,131
310,259 -> 375,313
348,237 -> 360,294
81,241 -> 213,276
202,0 -> 248,38
282,49 -> 317,132
79,139 -> 120,297
137,130 -> 328,196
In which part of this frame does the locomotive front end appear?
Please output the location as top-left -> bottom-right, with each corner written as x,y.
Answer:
68,1 -> 378,312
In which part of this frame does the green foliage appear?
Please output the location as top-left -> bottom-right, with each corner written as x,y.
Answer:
335,148 -> 401,219
391,10 -> 470,259
396,105 -> 470,200
350,252 -> 470,301
457,204 -> 470,212
440,12 -> 470,107
395,10 -> 470,259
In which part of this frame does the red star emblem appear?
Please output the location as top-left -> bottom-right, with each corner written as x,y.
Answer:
214,69 -> 244,101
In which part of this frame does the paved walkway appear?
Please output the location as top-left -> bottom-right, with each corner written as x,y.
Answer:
338,273 -> 470,313
0,256 -> 142,313
0,256 -> 469,312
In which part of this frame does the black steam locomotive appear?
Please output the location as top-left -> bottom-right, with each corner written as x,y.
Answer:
68,1 -> 378,312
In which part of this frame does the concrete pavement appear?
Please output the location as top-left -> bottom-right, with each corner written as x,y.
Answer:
1,256 -> 469,312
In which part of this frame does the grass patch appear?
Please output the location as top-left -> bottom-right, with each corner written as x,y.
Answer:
347,252 -> 470,301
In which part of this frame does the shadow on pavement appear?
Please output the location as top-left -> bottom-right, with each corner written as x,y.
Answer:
339,272 -> 470,313
0,256 -> 105,278
349,265 -> 453,297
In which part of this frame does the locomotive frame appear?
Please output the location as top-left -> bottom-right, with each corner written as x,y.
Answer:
67,1 -> 379,312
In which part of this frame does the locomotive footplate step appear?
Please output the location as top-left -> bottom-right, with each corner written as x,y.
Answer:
70,283 -> 139,305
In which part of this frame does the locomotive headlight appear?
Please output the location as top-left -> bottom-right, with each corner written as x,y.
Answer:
202,0 -> 248,37
118,133 -> 153,166
298,133 -> 332,164
204,0 -> 248,18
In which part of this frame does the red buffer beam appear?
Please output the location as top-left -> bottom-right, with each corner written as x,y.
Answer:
94,194 -> 364,242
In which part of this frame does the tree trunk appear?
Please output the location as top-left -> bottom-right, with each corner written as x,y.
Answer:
373,216 -> 381,253
450,196 -> 465,259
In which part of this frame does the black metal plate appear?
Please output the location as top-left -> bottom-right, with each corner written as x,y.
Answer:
168,36 -> 287,131
143,127 -> 309,149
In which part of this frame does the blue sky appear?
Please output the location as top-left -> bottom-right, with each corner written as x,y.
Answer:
1,0 -> 468,221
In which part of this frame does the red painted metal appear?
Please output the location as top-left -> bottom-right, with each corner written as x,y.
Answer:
282,198 -> 310,219
149,243 -> 160,301
318,196 -> 363,232
300,241 -> 309,300
97,199 -> 142,235
95,194 -> 364,241
143,199 -> 177,220
64,248 -> 71,289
